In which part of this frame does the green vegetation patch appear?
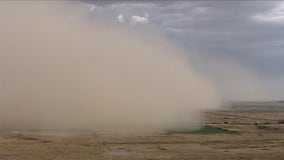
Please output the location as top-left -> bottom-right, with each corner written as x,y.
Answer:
167,125 -> 236,134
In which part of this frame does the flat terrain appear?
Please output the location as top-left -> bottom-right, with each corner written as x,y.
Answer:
0,103 -> 284,160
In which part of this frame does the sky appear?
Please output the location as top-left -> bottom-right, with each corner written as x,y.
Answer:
80,1 -> 284,100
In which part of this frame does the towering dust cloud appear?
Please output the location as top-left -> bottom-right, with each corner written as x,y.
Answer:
0,2 -> 220,130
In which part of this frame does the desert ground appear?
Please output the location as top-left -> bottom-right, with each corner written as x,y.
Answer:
0,102 -> 283,160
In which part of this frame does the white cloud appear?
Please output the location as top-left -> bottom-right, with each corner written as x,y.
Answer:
130,15 -> 149,25
253,2 -> 284,23
87,4 -> 96,12
82,3 -> 103,13
117,13 -> 149,25
117,14 -> 125,23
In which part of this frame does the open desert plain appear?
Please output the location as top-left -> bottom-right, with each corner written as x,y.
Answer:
2,1 -> 284,160
0,102 -> 283,160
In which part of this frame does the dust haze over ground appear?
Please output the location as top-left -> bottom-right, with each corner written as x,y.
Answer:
0,1 -> 220,130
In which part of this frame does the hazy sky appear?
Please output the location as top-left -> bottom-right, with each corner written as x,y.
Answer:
80,1 -> 284,99
81,1 -> 284,100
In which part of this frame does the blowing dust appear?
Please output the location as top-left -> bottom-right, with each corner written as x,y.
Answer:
0,2 -> 220,130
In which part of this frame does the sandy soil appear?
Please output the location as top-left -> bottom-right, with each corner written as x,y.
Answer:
0,109 -> 283,160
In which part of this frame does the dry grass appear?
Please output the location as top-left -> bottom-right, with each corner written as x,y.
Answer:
1,106 -> 284,160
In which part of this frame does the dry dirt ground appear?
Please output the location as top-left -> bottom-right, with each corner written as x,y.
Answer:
0,107 -> 284,160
